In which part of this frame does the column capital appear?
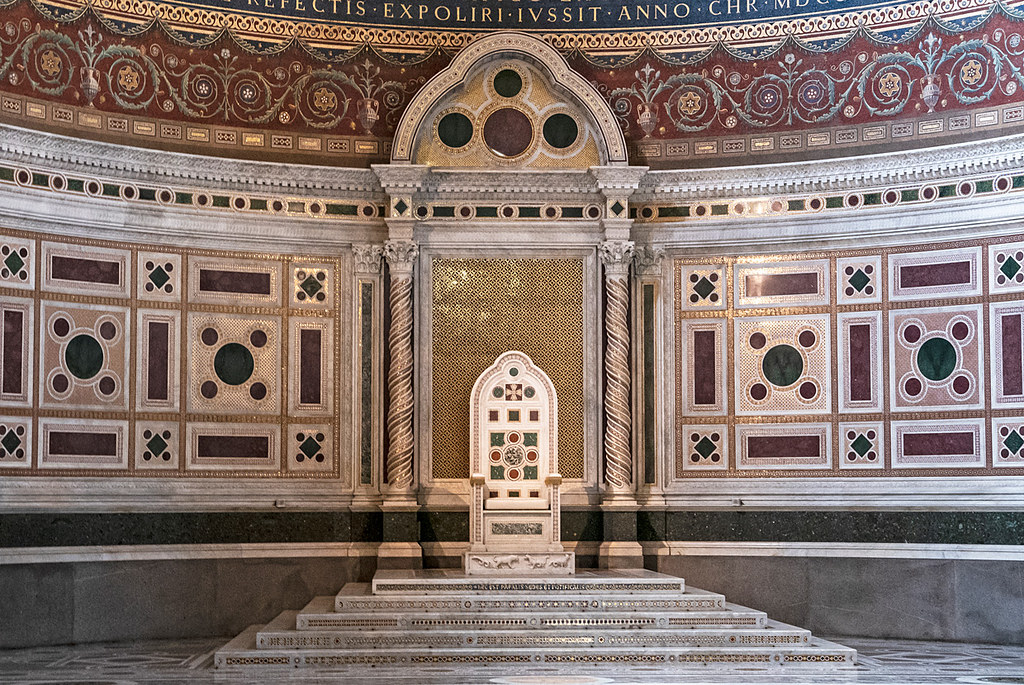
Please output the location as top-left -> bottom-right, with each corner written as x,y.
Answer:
599,240 -> 636,276
353,243 -> 384,275
383,239 -> 419,276
633,244 -> 665,275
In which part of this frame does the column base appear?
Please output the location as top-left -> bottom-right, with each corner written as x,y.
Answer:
375,542 -> 423,570
597,541 -> 644,570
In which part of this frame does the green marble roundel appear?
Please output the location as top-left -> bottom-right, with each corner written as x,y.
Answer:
214,343 -> 255,385
761,344 -> 803,387
65,334 -> 104,379
917,337 -> 957,381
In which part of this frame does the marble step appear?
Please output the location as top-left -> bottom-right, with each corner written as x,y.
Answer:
259,610 -> 808,650
371,568 -> 684,595
217,625 -> 856,669
295,596 -> 768,631
335,582 -> 726,612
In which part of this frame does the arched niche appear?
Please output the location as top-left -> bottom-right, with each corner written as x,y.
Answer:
391,32 -> 627,168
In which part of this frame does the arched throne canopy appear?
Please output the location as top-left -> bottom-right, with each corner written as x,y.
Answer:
391,32 -> 627,169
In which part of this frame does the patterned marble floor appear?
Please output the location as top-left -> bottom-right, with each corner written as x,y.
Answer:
1,637 -> 1023,684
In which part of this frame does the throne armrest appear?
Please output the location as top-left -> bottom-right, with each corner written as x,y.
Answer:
470,473 -> 486,487
545,473 -> 562,487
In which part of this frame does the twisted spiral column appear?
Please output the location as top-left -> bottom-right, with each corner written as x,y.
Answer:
600,240 -> 635,492
384,240 -> 418,490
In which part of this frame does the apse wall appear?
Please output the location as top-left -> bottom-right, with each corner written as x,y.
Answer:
2,123 -> 1024,648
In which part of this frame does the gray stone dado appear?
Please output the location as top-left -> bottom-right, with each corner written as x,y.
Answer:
654,556 -> 1024,645
0,557 -> 372,649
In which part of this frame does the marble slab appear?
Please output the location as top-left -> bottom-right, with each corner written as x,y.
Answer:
371,568 -> 685,595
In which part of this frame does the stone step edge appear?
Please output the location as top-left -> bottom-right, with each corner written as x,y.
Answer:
370,570 -> 686,595
336,583 -> 725,610
217,635 -> 856,668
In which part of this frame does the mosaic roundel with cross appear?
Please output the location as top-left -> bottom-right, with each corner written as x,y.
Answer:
891,306 -> 983,410
735,315 -> 831,414
188,314 -> 280,414
40,303 -> 129,409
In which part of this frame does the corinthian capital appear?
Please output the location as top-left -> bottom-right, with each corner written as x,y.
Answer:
353,243 -> 384,274
633,244 -> 665,275
383,240 -> 419,275
599,240 -> 636,273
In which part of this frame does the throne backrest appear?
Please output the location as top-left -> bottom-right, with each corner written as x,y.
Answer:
470,351 -> 558,503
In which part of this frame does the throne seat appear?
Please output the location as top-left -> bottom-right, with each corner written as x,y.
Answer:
483,496 -> 549,510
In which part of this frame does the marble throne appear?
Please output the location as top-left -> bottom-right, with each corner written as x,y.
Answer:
464,351 -> 575,575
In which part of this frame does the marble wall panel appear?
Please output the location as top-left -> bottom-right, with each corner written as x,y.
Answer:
891,419 -> 986,469
989,302 -> 1024,408
291,263 -> 333,309
837,312 -> 883,413
41,241 -> 130,298
992,417 -> 1024,467
287,425 -> 334,473
134,421 -> 179,471
990,241 -> 1024,294
40,303 -> 130,410
838,421 -> 884,469
287,317 -> 333,417
681,264 -> 726,310
136,310 -> 180,412
187,314 -> 281,416
681,425 -> 727,471
734,260 -> 829,308
0,235 -> 34,290
888,247 -> 982,301
187,256 -> 282,307
137,252 -> 182,302
0,297 -> 33,408
186,422 -> 280,472
836,255 -> 881,304
734,315 -> 830,415
680,319 -> 726,414
0,416 -> 32,468
38,418 -> 128,470
735,423 -> 831,470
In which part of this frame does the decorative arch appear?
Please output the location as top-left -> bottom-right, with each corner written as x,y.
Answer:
390,32 -> 628,166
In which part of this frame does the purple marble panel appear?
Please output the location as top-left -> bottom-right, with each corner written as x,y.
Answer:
1001,313 -> 1023,397
744,272 -> 818,297
147,321 -> 169,402
198,269 -> 271,295
2,309 -> 23,395
48,431 -> 117,456
50,255 -> 120,284
196,435 -> 269,459
902,432 -> 975,456
299,329 -> 322,405
848,323 -> 872,402
692,329 -> 716,406
899,261 -> 971,289
748,435 -> 820,459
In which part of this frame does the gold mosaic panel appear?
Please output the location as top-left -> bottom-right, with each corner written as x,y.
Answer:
431,258 -> 584,479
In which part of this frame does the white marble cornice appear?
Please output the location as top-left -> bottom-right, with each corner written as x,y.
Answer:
638,132 -> 1024,200
415,168 -> 599,195
0,124 -> 383,195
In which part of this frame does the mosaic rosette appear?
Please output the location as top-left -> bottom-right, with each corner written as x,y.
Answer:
0,297 -> 34,408
292,263 -> 332,308
839,422 -> 884,470
40,303 -> 130,409
0,236 -> 34,290
891,419 -> 985,469
888,247 -> 981,301
187,314 -> 281,415
836,256 -> 881,304
735,315 -> 830,415
288,426 -> 333,473
681,264 -> 725,310
990,241 -> 1024,294
682,426 -> 727,471
734,260 -> 828,308
990,302 -> 1024,408
137,252 -> 181,301
992,418 -> 1024,467
0,417 -> 32,468
135,422 -> 179,470
735,423 -> 831,470
889,306 -> 984,410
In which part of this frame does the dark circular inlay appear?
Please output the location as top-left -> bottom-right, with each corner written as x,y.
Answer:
951,321 -> 970,341
798,381 -> 817,400
749,332 -> 767,350
483,108 -> 533,158
99,321 -> 117,341
798,330 -> 816,348
437,112 -> 473,149
952,374 -> 971,394
65,334 -> 104,380
761,344 -> 804,388
543,113 -> 579,149
52,317 -> 70,337
250,330 -> 268,348
493,69 -> 523,97
903,324 -> 922,344
917,337 -> 957,382
201,380 -> 218,399
98,376 -> 116,395
249,382 -> 267,400
750,382 -> 768,401
52,373 -> 69,393
904,377 -> 922,396
214,343 -> 255,386
201,328 -> 219,346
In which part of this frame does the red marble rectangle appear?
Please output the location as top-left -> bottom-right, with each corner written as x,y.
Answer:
48,431 -> 117,456
198,269 -> 271,295
146,321 -> 169,402
1001,313 -> 1023,397
747,435 -> 820,459
2,309 -> 23,395
50,255 -> 120,284
692,329 -> 716,406
848,323 -> 872,402
899,261 -> 971,289
197,435 -> 269,459
744,272 -> 818,297
902,432 -> 975,456
299,328 -> 322,405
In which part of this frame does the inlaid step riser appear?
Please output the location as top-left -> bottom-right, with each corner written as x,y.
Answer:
334,587 -> 726,613
295,610 -> 768,631
257,629 -> 810,650
371,569 -> 684,596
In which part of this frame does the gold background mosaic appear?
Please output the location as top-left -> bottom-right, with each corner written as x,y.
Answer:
431,258 -> 585,479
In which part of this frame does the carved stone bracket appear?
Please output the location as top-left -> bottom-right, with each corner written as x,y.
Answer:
353,243 -> 384,274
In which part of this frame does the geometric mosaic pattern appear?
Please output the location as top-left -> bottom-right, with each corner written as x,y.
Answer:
734,315 -> 830,415
681,264 -> 725,310
0,229 -> 339,479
